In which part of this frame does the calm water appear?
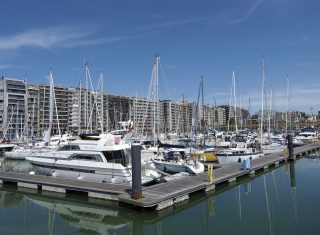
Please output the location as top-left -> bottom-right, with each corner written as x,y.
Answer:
1,155 -> 320,235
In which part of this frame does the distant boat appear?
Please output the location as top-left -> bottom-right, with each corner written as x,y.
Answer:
294,126 -> 318,144
0,144 -> 15,154
152,150 -> 205,174
216,142 -> 263,165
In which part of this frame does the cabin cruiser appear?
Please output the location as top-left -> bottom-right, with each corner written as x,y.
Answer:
261,137 -> 286,155
26,148 -> 159,185
4,146 -> 33,160
0,143 -> 15,154
294,132 -> 318,144
216,142 -> 264,165
26,131 -> 160,184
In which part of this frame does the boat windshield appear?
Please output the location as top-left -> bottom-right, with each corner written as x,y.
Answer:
57,145 -> 81,151
102,150 -> 127,167
69,153 -> 103,162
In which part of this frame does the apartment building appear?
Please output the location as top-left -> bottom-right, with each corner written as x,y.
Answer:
0,77 -> 27,140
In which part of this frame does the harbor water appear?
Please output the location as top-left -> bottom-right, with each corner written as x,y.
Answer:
0,155 -> 320,235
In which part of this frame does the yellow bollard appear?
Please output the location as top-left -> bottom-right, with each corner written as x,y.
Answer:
283,147 -> 287,158
207,164 -> 215,183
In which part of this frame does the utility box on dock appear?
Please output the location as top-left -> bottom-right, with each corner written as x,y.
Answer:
243,159 -> 250,171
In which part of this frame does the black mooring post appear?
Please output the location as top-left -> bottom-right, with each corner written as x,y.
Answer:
289,162 -> 296,188
287,134 -> 294,160
131,143 -> 142,200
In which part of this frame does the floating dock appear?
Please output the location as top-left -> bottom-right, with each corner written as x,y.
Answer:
0,143 -> 319,210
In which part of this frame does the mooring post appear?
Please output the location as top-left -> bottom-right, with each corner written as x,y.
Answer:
131,143 -> 142,200
289,162 -> 296,188
287,134 -> 295,160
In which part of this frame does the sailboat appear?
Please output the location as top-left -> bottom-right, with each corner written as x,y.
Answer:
260,57 -> 285,155
216,71 -> 263,164
190,76 -> 217,162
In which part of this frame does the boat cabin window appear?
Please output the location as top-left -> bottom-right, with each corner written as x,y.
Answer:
69,154 -> 102,162
102,150 -> 127,167
57,145 -> 80,151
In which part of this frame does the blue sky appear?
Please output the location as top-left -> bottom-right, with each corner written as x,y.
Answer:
0,0 -> 319,113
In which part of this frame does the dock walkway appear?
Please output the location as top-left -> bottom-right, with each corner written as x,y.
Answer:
0,143 -> 319,210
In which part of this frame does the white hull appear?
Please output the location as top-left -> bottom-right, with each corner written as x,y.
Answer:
262,145 -> 286,155
4,151 -> 29,160
28,156 -> 131,183
217,152 -> 264,165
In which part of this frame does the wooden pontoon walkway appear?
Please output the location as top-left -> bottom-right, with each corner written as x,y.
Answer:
0,143 -> 319,210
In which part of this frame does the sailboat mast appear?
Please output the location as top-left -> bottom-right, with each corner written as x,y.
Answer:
286,75 -> 289,135
201,76 -> 205,132
260,56 -> 265,143
233,70 -> 238,132
239,94 -> 242,130
48,71 -> 54,139
84,64 -> 88,133
31,97 -> 35,138
228,74 -> 232,132
100,72 -> 104,133
79,78 -> 82,134
156,56 -> 160,139
268,87 -> 272,136
152,55 -> 160,146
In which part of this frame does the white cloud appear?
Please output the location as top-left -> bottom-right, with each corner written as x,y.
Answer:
228,0 -> 264,24
0,26 -> 126,50
0,64 -> 27,69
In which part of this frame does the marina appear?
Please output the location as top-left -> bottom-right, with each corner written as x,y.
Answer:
1,1 -> 320,234
1,152 -> 320,235
0,142 -> 318,211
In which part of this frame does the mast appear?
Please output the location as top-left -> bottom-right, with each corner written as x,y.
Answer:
152,55 -> 160,146
239,94 -> 242,130
31,97 -> 35,138
248,97 -> 251,129
285,75 -> 289,135
100,72 -> 104,133
268,87 -> 273,137
79,78 -> 82,134
260,56 -> 265,143
84,63 -> 88,133
156,56 -> 160,139
232,70 -> 238,132
16,102 -> 20,141
201,75 -> 205,132
228,74 -> 232,132
43,70 -> 54,143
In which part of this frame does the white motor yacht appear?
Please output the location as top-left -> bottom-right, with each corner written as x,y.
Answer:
0,144 -> 16,154
261,137 -> 286,155
216,142 -> 264,165
26,148 -> 159,185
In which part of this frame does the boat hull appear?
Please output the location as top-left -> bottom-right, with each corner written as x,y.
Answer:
153,160 -> 204,174
0,145 -> 15,153
217,152 -> 264,165
191,151 -> 217,162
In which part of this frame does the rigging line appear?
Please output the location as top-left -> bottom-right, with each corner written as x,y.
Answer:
141,60 -> 156,134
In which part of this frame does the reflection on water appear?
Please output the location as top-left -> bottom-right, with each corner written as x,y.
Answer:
1,156 -> 320,235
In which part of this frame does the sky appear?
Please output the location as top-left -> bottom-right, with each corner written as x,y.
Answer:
0,0 -> 319,114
